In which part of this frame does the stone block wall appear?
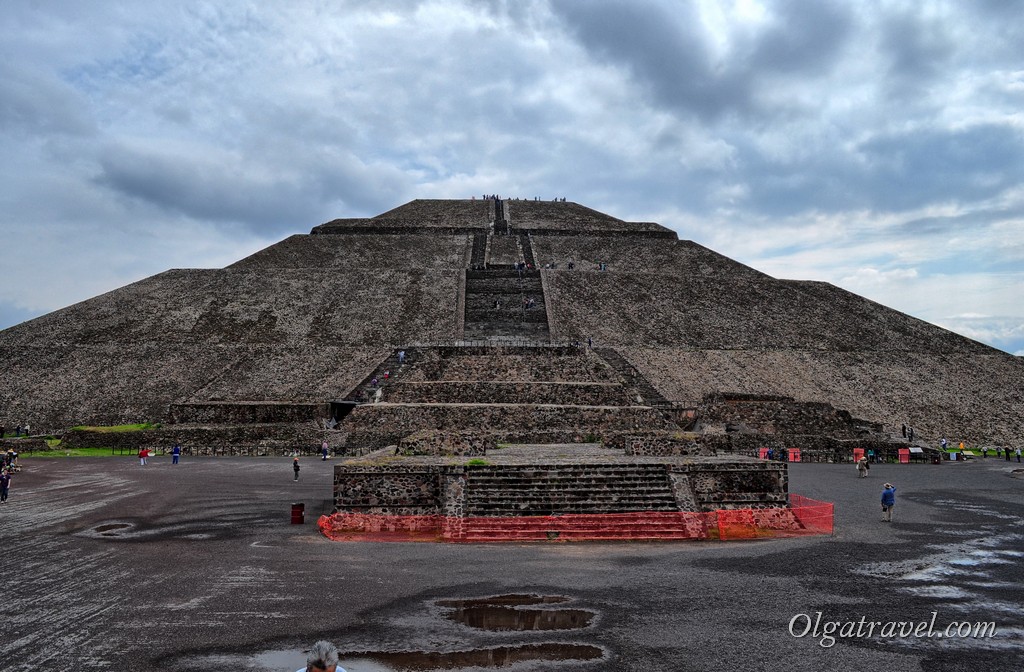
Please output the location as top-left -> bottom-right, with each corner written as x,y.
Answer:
670,462 -> 788,510
0,437 -> 51,453
334,466 -> 442,514
398,429 -> 491,456
401,346 -> 617,383
62,424 -> 338,455
169,402 -> 328,424
382,381 -> 634,406
624,433 -> 716,457
332,459 -> 788,516
342,404 -> 675,452
699,394 -> 879,438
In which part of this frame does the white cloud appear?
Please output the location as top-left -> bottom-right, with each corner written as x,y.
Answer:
1,0 -> 1023,356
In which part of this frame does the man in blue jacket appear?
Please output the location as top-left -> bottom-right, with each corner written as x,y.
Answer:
881,483 -> 896,522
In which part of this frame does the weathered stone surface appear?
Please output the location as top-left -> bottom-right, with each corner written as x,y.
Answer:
332,455 -> 788,515
397,429 -> 491,456
1,198 -> 1019,450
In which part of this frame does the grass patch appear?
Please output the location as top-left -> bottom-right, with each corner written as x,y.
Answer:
465,458 -> 489,466
23,447 -> 136,458
69,423 -> 160,432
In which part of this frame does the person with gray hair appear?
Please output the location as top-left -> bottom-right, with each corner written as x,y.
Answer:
295,640 -> 345,672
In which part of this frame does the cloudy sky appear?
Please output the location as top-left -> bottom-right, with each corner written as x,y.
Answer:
2,0 -> 1022,354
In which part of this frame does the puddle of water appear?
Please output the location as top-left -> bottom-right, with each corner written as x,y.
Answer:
899,585 -> 973,599
435,594 -> 594,632
95,523 -> 132,533
346,643 -> 605,670
435,594 -> 568,608
252,648 -> 306,668
178,643 -> 604,672
445,605 -> 594,631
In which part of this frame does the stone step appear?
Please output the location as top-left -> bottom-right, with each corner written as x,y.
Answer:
467,466 -> 668,475
465,283 -> 544,295
463,324 -> 550,338
459,530 -> 706,542
467,269 -> 541,280
465,487 -> 675,496
465,494 -> 676,504
465,498 -> 677,509
464,310 -> 549,323
468,479 -> 675,491
465,295 -> 545,308
464,505 -> 681,516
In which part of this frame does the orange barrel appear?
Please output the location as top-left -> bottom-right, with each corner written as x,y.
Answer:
291,502 -> 305,524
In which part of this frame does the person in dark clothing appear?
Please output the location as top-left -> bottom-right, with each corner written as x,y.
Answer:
293,457 -> 301,481
0,469 -> 11,503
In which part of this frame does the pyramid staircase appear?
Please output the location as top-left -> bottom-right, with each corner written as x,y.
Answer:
459,511 -> 713,542
460,463 -> 708,542
343,348 -> 418,403
463,463 -> 678,516
593,347 -> 690,426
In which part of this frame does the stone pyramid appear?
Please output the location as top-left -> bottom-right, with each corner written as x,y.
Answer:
0,198 -> 1020,453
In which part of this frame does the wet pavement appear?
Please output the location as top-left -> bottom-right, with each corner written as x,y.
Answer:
2,455 -> 1022,671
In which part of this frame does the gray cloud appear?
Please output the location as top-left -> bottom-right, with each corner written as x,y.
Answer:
1,1 -> 1022,354
0,62 -> 96,136
856,124 -> 1024,211
550,0 -> 752,121
749,0 -> 853,75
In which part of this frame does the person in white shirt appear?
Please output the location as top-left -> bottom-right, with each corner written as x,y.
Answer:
296,640 -> 345,672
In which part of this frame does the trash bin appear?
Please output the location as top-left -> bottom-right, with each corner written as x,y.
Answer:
291,502 -> 305,524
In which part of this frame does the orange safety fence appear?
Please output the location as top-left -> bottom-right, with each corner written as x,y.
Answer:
318,495 -> 833,543
317,512 -> 445,542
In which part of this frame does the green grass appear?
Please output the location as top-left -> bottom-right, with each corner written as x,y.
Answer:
465,458 -> 489,466
22,447 -> 139,458
69,423 -> 160,432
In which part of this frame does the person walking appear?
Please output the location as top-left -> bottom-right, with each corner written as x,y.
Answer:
321,440 -> 329,461
171,443 -> 181,465
138,448 -> 149,466
881,483 -> 897,522
857,456 -> 869,478
1016,447 -> 1021,463
293,457 -> 301,481
0,468 -> 11,503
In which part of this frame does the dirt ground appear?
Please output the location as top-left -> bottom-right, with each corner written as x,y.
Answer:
2,454 -> 1022,672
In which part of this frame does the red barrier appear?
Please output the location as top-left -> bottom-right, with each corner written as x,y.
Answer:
317,512 -> 443,542
758,447 -> 770,460
318,496 -> 834,543
788,448 -> 801,462
898,448 -> 910,464
853,448 -> 865,462
788,494 -> 835,536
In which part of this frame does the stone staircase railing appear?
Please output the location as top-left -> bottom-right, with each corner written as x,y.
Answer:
594,347 -> 675,410
343,348 -> 419,403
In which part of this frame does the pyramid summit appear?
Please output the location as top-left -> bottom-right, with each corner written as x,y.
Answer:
0,198 -> 1020,451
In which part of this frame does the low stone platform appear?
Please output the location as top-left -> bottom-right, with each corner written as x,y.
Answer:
332,443 -> 789,520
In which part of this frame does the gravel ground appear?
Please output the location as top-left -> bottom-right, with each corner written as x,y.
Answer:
2,455 -> 1022,672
